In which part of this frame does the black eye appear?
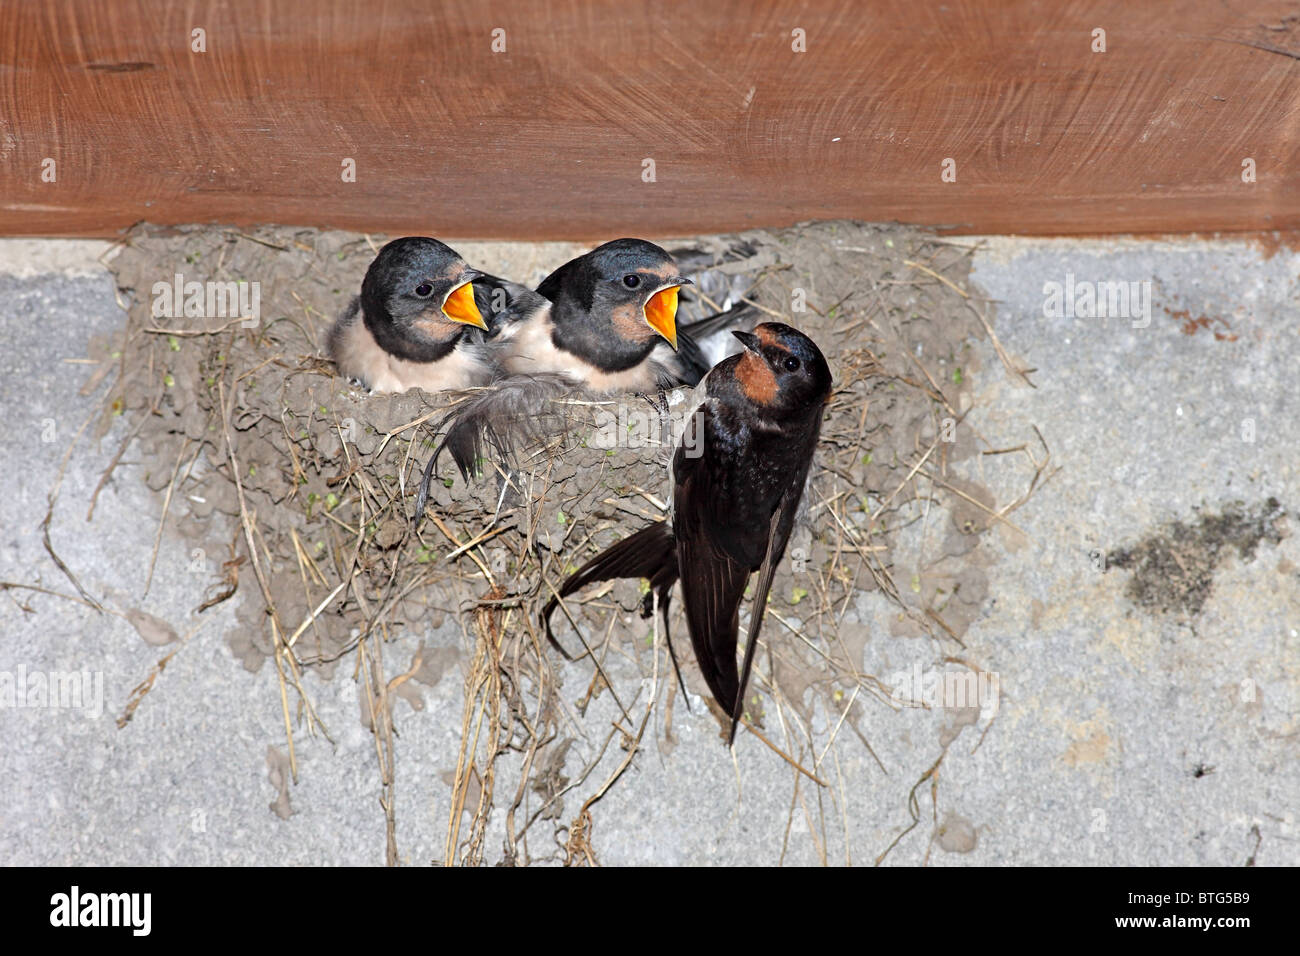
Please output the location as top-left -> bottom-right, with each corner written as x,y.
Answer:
783,355 -> 801,372
622,274 -> 641,289
414,283 -> 434,298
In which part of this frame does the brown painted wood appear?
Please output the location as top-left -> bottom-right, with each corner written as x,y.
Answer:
2,1 -> 1297,239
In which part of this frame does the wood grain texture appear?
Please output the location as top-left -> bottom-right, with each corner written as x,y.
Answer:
1,1 -> 1297,238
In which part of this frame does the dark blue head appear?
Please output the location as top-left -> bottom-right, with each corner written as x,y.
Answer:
537,239 -> 692,363
730,322 -> 833,411
360,237 -> 488,361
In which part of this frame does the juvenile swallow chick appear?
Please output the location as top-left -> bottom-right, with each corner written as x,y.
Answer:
494,238 -> 694,393
327,236 -> 523,394
417,239 -> 757,491
542,322 -> 833,744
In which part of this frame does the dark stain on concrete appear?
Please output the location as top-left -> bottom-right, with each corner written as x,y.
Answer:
1107,498 -> 1287,615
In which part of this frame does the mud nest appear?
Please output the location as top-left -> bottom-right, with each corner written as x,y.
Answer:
95,220 -> 1047,865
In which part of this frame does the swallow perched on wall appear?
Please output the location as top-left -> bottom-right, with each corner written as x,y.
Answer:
327,236 -> 529,394
541,322 -> 833,744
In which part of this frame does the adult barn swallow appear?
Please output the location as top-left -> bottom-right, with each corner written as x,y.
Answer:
327,236 -> 527,394
542,322 -> 833,744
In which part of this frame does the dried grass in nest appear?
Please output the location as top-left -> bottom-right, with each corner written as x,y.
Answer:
91,220 -> 1053,865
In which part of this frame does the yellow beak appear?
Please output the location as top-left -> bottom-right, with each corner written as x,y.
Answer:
644,285 -> 680,350
442,281 -> 488,330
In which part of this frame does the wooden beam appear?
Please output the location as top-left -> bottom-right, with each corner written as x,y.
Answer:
2,1 -> 1297,238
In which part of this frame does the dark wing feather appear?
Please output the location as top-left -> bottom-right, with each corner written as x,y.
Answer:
421,286 -> 562,491
675,522 -> 750,716
721,414 -> 825,742
541,520 -> 693,705
672,427 -> 754,718
413,372 -> 574,522
541,521 -> 676,658
540,515 -> 676,642
728,504 -> 786,744
443,371 -> 572,474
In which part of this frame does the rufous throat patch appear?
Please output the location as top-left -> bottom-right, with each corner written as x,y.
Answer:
736,350 -> 778,404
